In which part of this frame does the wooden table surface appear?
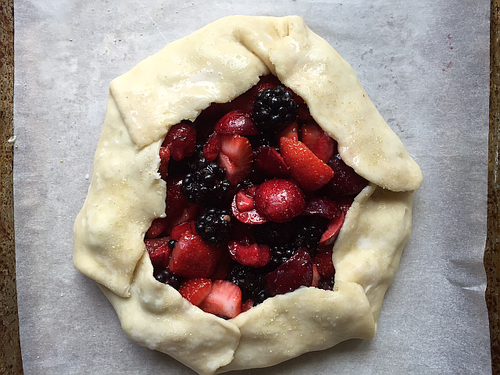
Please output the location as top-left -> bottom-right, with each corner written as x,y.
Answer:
1,1 -> 498,374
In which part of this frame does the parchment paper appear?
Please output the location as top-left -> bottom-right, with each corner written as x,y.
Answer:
13,0 -> 491,374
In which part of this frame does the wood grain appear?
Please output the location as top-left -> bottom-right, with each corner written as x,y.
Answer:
0,0 -> 23,374
486,0 -> 500,373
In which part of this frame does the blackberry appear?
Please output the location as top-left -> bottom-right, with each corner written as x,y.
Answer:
228,264 -> 267,303
294,216 -> 329,256
154,267 -> 182,289
247,132 -> 277,149
169,143 -> 209,177
252,86 -> 298,132
269,244 -> 298,268
253,221 -> 296,247
181,162 -> 230,206
195,207 -> 234,246
186,143 -> 210,172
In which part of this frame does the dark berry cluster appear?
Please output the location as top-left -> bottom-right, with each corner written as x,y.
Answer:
228,264 -> 266,304
294,216 -> 329,257
252,86 -> 298,132
181,162 -> 230,206
195,207 -> 234,246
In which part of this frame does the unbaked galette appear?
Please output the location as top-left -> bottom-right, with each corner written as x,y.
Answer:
73,15 -> 423,375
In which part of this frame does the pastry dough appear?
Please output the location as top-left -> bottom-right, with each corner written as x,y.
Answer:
73,15 -> 422,375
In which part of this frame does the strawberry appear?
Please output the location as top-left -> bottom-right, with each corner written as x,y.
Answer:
254,179 -> 305,223
304,197 -> 342,219
158,146 -> 171,179
279,137 -> 334,191
162,123 -> 197,161
318,211 -> 346,248
203,131 -> 223,161
234,189 -> 255,212
169,220 -> 196,241
231,187 -> 268,225
169,231 -> 222,278
264,248 -> 313,297
312,264 -> 321,287
312,249 -> 334,279
312,133 -> 336,163
168,203 -> 203,229
300,122 -> 323,150
144,237 -> 171,269
300,122 -> 336,162
228,240 -> 271,268
255,146 -> 290,178
179,278 -> 213,306
218,134 -> 253,185
145,217 -> 169,239
199,280 -> 242,319
165,177 -> 189,222
214,110 -> 259,135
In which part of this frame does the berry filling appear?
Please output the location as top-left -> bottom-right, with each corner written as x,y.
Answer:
144,75 -> 368,319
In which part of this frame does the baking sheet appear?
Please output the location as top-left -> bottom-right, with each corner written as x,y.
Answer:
13,0 -> 491,374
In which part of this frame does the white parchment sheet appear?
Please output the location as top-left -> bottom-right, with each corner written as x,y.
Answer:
13,0 -> 491,374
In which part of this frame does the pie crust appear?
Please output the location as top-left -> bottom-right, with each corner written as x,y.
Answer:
73,15 -> 423,375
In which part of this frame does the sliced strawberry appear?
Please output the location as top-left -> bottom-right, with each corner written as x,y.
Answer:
312,249 -> 334,278
145,217 -> 169,239
228,240 -> 271,268
162,123 -> 197,161
203,131 -> 223,161
169,231 -> 222,278
280,137 -> 334,191
312,133 -> 336,163
169,220 -> 196,241
235,190 -> 254,212
215,110 -> 258,135
254,179 -> 305,223
300,122 -> 323,150
312,264 -> 321,287
158,146 -> 171,179
165,176 -> 189,222
278,122 -> 299,142
169,203 -> 202,229
199,280 -> 242,319
179,278 -> 213,306
264,248 -> 313,297
218,134 -> 253,185
231,187 -> 268,225
144,237 -> 171,269
255,146 -> 290,178
304,197 -> 342,219
318,211 -> 346,248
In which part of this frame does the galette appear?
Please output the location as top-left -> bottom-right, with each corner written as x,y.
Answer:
73,15 -> 422,375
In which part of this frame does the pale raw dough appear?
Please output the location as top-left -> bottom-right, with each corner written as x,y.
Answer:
73,15 -> 423,375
